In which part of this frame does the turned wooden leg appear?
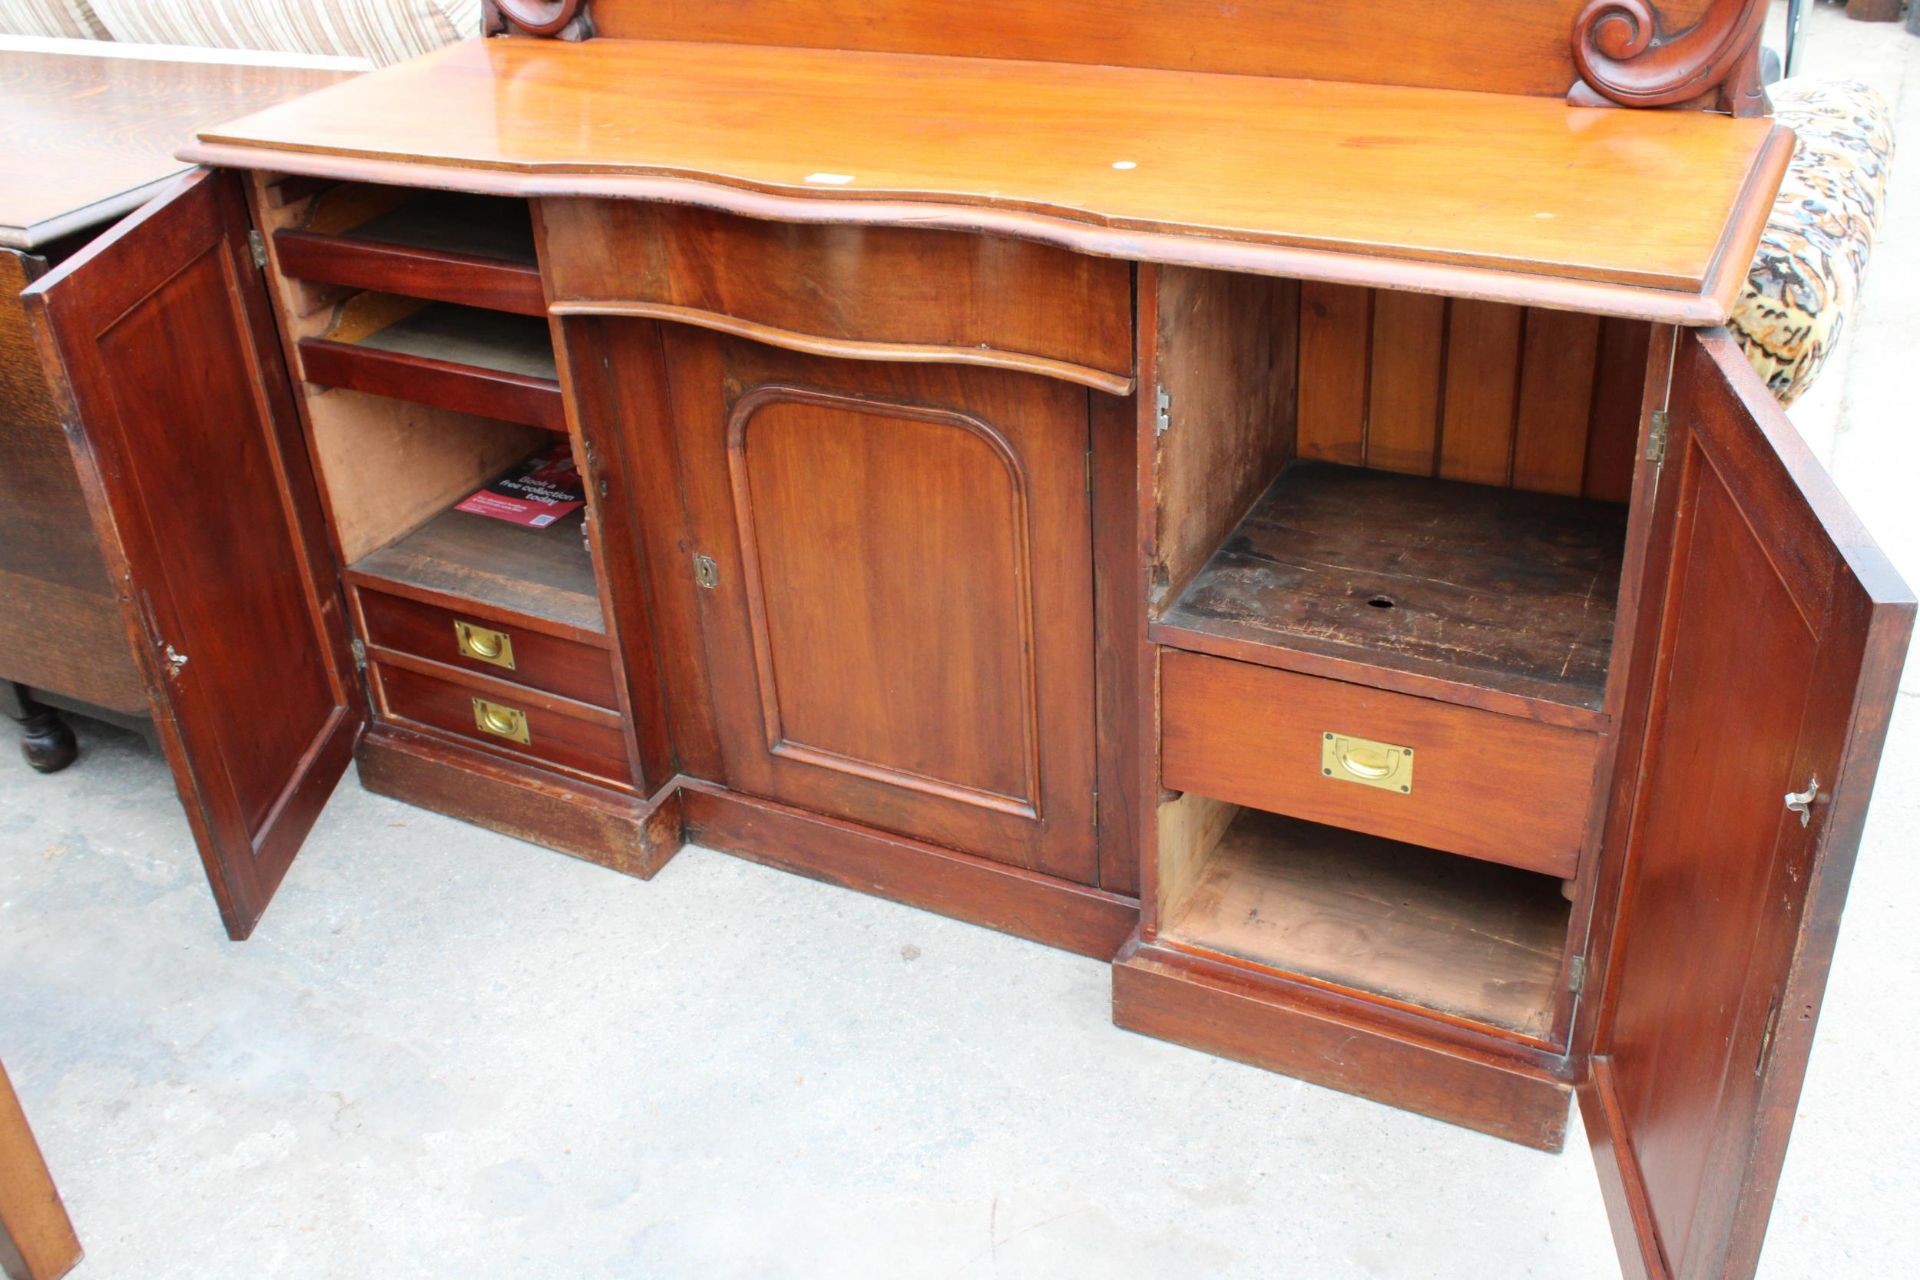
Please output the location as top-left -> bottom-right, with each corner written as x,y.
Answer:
0,686 -> 76,775
0,1061 -> 81,1280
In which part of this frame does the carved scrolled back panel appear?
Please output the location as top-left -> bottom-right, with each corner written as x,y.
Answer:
1570,0 -> 1771,116
524,1 -> 1760,114
483,0 -> 591,41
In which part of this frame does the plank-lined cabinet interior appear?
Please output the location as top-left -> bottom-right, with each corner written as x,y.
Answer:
19,4 -> 1915,1277
1117,268 -> 1654,1098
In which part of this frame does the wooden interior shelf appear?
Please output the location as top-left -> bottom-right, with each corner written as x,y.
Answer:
1162,808 -> 1569,1039
299,299 -> 565,432
348,504 -> 604,637
1152,462 -> 1628,720
274,190 -> 545,316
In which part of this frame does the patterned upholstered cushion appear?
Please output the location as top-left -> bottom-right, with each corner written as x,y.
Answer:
79,1 -> 479,66
1732,78 -> 1895,407
0,1 -> 104,39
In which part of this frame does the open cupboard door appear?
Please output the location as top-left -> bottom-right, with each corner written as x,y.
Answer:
1582,330 -> 1912,1279
25,170 -> 364,940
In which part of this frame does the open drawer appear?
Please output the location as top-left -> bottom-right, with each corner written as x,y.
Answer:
272,185 -> 545,316
1160,646 -> 1602,880
297,295 -> 565,432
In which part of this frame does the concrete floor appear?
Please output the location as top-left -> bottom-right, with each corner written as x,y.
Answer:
5,8 -> 1919,1278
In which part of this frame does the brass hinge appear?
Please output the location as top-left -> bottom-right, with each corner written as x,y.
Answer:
693,553 -> 719,589
247,229 -> 268,270
1568,955 -> 1587,994
1645,409 -> 1670,465
1154,385 -> 1172,436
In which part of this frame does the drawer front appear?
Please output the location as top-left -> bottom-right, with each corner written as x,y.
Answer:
375,661 -> 631,786
1160,650 -> 1601,878
359,588 -> 619,709
539,200 -> 1134,389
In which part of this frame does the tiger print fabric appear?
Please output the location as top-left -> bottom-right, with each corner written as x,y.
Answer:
1733,79 -> 1895,407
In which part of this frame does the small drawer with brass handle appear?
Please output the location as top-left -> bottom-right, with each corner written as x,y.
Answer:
356,587 -> 619,709
1160,650 -> 1601,880
374,660 -> 631,786
1322,732 -> 1414,793
454,620 -> 515,670
472,697 -> 530,744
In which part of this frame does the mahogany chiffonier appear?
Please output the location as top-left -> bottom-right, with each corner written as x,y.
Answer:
19,2 -> 1910,1276
0,47 -> 351,771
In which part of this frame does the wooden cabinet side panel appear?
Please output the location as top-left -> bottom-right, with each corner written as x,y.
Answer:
1148,268 -> 1298,609
1092,386 -> 1143,896
557,314 -> 726,784
0,250 -> 144,712
548,312 -> 673,793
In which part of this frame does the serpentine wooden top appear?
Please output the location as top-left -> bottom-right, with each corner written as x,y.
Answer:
0,48 -> 349,250
186,37 -> 1791,322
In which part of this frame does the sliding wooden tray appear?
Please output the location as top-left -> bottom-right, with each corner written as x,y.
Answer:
372,655 -> 631,788
275,190 -> 545,316
299,299 -> 565,431
1153,462 -> 1628,727
1160,808 -> 1570,1039
1160,650 -> 1601,878
357,585 -> 619,708
347,504 -> 605,639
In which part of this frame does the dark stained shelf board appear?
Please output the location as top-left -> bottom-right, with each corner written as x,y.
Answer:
1155,462 -> 1628,714
1164,809 -> 1569,1038
349,192 -> 538,264
350,504 -> 604,636
274,192 -> 545,316
299,302 -> 565,430
354,303 -> 557,379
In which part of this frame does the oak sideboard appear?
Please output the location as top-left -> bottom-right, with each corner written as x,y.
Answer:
0,47 -> 350,771
19,3 -> 1913,1277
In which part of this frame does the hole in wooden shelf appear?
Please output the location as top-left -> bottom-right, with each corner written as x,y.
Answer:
1368,595 -> 1396,609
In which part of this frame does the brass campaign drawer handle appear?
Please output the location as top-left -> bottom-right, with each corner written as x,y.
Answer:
454,619 -> 516,670
472,698 -> 531,745
1322,732 -> 1414,794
